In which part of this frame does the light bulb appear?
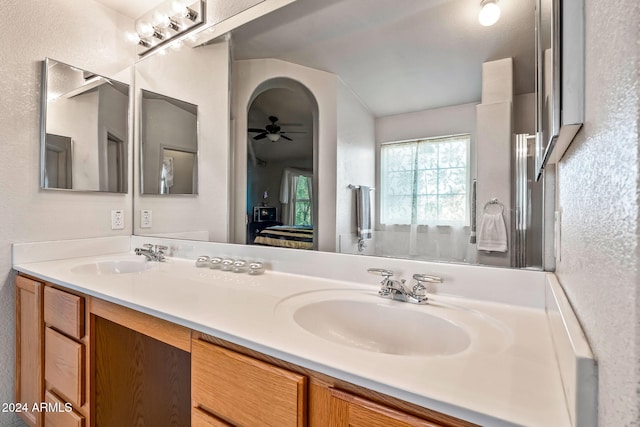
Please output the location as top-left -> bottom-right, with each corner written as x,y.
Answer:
479,1 -> 500,26
126,32 -> 152,48
136,21 -> 155,38
126,31 -> 140,44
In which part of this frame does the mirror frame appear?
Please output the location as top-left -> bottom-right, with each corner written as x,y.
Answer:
534,0 -> 585,180
40,57 -> 130,193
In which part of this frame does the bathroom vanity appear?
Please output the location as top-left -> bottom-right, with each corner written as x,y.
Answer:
12,237 -> 596,427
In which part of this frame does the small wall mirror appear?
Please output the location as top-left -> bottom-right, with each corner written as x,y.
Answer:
140,89 -> 198,195
41,58 -> 129,192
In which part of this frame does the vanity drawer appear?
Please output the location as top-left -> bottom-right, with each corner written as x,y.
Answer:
192,339 -> 306,427
329,388 -> 445,427
43,390 -> 85,427
45,328 -> 84,407
192,407 -> 233,427
44,286 -> 84,340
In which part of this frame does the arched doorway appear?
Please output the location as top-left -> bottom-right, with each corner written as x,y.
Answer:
244,78 -> 319,249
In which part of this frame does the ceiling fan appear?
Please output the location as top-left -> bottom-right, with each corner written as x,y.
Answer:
248,116 -> 304,142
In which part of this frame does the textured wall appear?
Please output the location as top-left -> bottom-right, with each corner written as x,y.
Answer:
0,1 -> 134,426
554,0 -> 640,425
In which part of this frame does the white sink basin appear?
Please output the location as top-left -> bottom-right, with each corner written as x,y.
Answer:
294,299 -> 470,356
71,259 -> 151,275
276,289 -> 511,357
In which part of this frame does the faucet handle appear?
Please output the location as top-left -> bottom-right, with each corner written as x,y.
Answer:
143,243 -> 154,250
408,282 -> 429,304
412,273 -> 443,284
367,268 -> 395,278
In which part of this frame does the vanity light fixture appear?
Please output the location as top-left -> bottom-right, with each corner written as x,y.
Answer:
478,0 -> 501,26
130,0 -> 205,57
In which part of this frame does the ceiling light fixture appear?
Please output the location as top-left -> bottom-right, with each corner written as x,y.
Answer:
478,0 -> 501,26
130,0 -> 205,57
266,134 -> 281,142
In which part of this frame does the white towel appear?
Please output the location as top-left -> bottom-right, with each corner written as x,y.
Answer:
477,212 -> 508,252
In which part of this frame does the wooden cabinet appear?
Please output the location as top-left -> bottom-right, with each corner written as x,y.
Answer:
15,276 -> 44,427
16,275 -> 475,427
44,328 -> 84,407
329,388 -> 444,427
44,286 -> 84,340
43,284 -> 87,421
191,338 -> 307,426
43,391 -> 85,427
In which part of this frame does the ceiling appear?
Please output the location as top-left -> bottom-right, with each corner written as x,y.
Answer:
231,0 -> 536,118
96,0 -> 161,19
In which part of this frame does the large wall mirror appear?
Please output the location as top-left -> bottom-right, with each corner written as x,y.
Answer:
41,58 -> 129,192
134,0 -> 550,270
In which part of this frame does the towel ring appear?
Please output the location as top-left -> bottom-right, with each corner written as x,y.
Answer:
483,198 -> 504,214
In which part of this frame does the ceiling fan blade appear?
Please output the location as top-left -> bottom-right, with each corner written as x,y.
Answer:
253,133 -> 267,140
278,122 -> 304,127
248,128 -> 266,133
281,135 -> 293,141
280,131 -> 307,134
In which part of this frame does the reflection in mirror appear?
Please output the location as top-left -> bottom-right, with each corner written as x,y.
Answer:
134,0 -> 548,270
229,0 -> 542,269
140,89 -> 198,195
41,58 -> 129,192
246,83 -> 316,249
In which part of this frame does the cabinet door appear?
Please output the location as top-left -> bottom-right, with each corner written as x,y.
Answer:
15,275 -> 44,427
329,389 -> 444,427
192,339 -> 307,427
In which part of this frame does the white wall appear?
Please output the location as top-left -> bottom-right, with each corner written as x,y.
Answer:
336,80 -> 376,254
232,58 -> 338,251
0,1 -> 135,426
554,0 -> 640,425
134,40 -> 231,241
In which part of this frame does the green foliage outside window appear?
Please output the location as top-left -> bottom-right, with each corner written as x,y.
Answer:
294,176 -> 312,226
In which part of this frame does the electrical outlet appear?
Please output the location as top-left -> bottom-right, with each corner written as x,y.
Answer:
141,209 -> 152,228
111,209 -> 125,230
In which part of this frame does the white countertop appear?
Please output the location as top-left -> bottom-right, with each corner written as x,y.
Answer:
14,252 -> 571,427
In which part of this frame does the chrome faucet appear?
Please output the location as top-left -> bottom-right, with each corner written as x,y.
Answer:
135,244 -> 168,262
367,268 -> 443,304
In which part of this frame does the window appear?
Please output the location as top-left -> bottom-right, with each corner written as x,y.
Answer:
293,175 -> 312,226
380,134 -> 470,225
